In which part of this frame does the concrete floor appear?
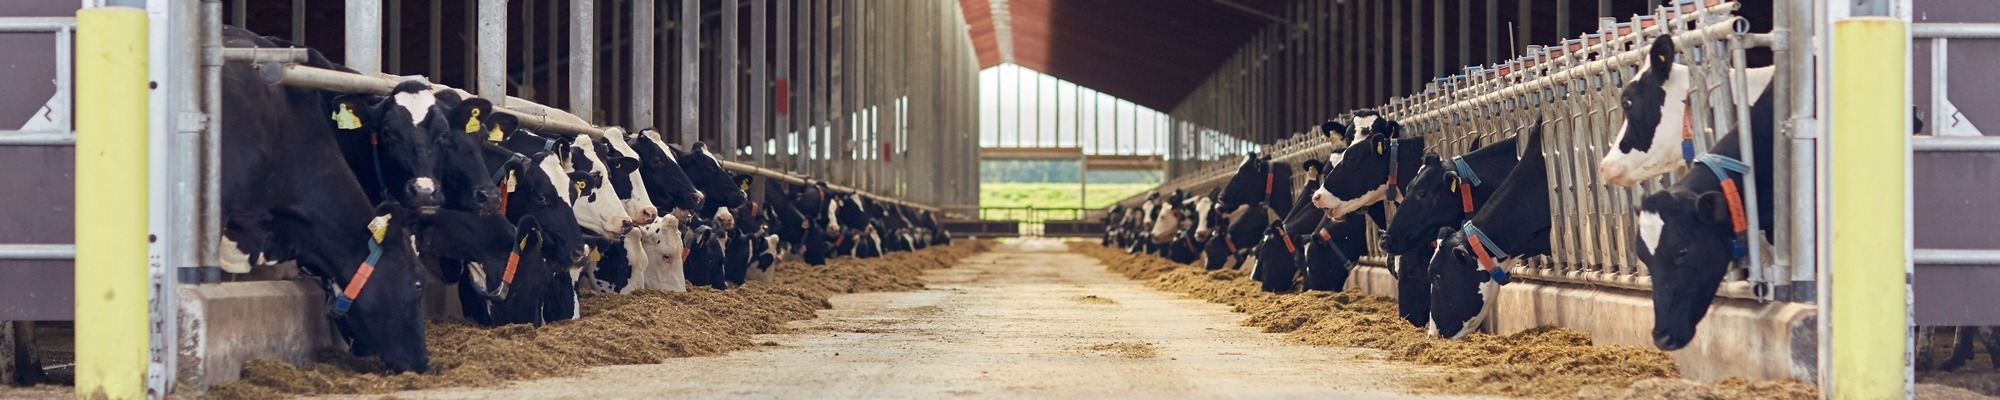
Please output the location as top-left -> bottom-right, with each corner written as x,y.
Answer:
322,238 -> 1491,400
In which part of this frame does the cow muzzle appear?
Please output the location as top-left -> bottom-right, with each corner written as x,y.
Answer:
408,178 -> 442,213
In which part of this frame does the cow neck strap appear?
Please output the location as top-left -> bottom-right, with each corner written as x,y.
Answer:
1279,229 -> 1298,254
1183,235 -> 1200,252
331,236 -> 387,318
1451,156 -> 1481,186
1459,221 -> 1511,283
1680,100 -> 1696,162
1223,232 -> 1239,253
1263,170 -> 1275,197
1695,153 -> 1752,258
1316,228 -> 1332,242
1386,139 -> 1402,202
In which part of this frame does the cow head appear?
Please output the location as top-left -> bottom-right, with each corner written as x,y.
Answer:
335,205 -> 430,373
1218,154 -> 1272,210
628,128 -> 703,211
1381,154 -> 1456,253
1311,133 -> 1403,219
437,98 -> 503,216
333,81 -> 443,212
793,181 -> 831,220
414,209 -> 516,299
567,138 -> 636,239
1317,119 -> 1350,147
1427,226 -> 1497,340
1600,36 -> 1693,187
1635,188 -> 1737,351
595,129 -> 659,225
514,151 -> 589,266
677,142 -> 748,210
1148,193 -> 1188,244
1189,194 -> 1222,242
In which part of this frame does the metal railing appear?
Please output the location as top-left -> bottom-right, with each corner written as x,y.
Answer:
1111,0 -> 1799,301
0,17 -> 78,262
1912,23 -> 2000,269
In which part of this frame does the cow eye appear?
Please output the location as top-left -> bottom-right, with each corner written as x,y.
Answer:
414,280 -> 425,290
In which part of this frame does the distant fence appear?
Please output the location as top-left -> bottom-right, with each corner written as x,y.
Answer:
977,207 -> 1090,236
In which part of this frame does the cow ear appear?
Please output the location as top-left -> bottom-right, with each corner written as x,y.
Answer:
515,215 -> 544,252
1647,36 -> 1677,81
449,98 -> 495,135
329,95 -> 377,131
1466,140 -> 1483,153
486,113 -> 519,143
1695,191 -> 1732,226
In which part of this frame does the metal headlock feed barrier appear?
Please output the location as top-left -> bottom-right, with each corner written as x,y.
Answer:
1116,0 -> 1814,303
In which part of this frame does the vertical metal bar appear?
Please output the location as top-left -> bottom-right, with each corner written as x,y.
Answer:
230,0 -> 244,27
1371,0 -> 1383,101
630,0 -> 653,130
1460,0 -> 1470,68
1517,0 -> 1531,55
777,0 -> 792,169
1391,0 -> 1401,98
796,0 -> 810,170
430,0 -> 441,80
814,0 -> 827,175
145,0 -> 194,392
291,0 -> 304,44
720,0 -> 738,157
476,0 -> 503,103
1036,72 -> 1043,146
347,0 -> 383,76
678,0 -> 698,144
752,0 -> 768,165
388,0 -> 401,74
464,0 -> 474,89
1485,0 -> 1496,62
1433,0 -> 1443,77
570,0 -> 594,122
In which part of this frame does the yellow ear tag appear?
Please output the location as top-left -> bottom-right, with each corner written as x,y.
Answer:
488,126 -> 505,143
1375,142 -> 1384,154
504,171 -> 518,193
573,181 -> 586,198
332,104 -> 363,130
463,108 -> 483,133
1449,179 -> 1459,192
368,214 -> 392,243
587,248 -> 603,263
517,236 -> 530,250
1307,167 -> 1319,176
739,181 -> 751,191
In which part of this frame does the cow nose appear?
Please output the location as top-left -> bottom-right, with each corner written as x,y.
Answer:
408,178 -> 441,209
636,207 -> 659,225
1311,191 -> 1327,205
1652,333 -> 1689,351
694,190 -> 707,204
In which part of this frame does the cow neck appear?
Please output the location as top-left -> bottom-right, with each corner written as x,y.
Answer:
1695,153 -> 1752,258
1385,138 -> 1403,202
368,132 -> 388,196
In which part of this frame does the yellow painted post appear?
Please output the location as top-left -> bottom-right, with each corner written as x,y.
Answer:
1829,17 -> 1910,400
73,7 -> 150,400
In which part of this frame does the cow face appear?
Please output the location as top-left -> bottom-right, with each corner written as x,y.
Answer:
414,209 -> 516,299
340,208 -> 430,373
628,128 -> 703,211
334,82 -> 443,211
1428,227 -> 1496,340
1218,155 -> 1271,210
1311,134 -> 1396,219
437,99 -> 503,215
596,129 -> 659,225
1189,196 -> 1221,242
568,138 -> 636,239
1635,188 -> 1736,351
635,215 -> 687,291
513,151 -> 588,266
1381,154 -> 1456,253
677,142 -> 748,210
1393,247 -> 1435,328
1600,37 -> 1692,187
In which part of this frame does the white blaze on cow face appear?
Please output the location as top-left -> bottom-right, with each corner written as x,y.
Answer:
825,198 -> 844,232
391,88 -> 437,125
1149,205 -> 1182,243
1637,211 -> 1666,255
1191,197 -> 1217,239
570,138 -> 634,238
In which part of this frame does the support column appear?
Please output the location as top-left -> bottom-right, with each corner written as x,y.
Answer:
346,0 -> 381,76
570,0 -> 594,123
751,0 -> 768,165
679,0 -> 700,144
75,8 -> 149,399
476,0 -> 503,102
720,0 -> 737,157
1826,16 -> 1909,400
631,0 -> 654,130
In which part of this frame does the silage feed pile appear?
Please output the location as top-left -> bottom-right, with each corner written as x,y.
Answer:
204,241 -> 990,400
1068,242 -> 1818,400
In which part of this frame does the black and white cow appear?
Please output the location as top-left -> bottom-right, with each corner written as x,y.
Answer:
1598,36 -> 1776,187
1381,137 -> 1520,254
218,29 -> 429,372
1310,132 -> 1425,219
1427,120 -> 1550,340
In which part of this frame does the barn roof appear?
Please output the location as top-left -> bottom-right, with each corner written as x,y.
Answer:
960,0 -> 1292,111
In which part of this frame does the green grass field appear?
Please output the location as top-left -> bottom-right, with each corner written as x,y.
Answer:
980,183 -> 1156,210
